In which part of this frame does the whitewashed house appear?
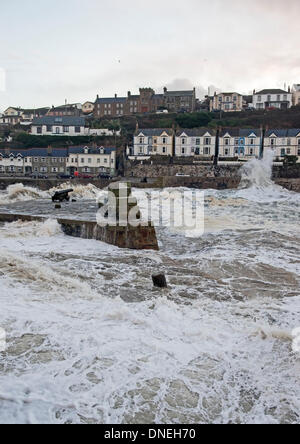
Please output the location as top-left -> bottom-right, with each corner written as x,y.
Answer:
66,146 -> 116,175
264,129 -> 300,159
31,116 -> 86,136
252,89 -> 292,110
219,129 -> 262,159
175,129 -> 216,157
134,129 -> 173,156
0,151 -> 25,175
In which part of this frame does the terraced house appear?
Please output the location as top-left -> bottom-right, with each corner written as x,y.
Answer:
219,129 -> 262,158
133,129 -> 174,156
0,150 -> 25,175
264,129 -> 300,158
0,146 -> 117,177
163,87 -> 196,113
175,129 -> 216,157
66,146 -> 116,176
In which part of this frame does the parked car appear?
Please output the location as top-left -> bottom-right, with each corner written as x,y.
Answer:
30,173 -> 48,179
56,173 -> 73,180
98,173 -> 112,179
77,174 -> 93,179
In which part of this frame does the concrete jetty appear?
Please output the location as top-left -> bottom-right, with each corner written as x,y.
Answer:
0,183 -> 159,251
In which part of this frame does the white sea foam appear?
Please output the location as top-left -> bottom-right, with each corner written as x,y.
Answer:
0,158 -> 299,424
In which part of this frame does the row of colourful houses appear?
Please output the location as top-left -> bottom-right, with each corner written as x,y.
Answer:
132,128 -> 300,160
0,146 -> 116,176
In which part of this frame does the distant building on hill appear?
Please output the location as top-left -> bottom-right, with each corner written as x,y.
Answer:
210,92 -> 243,112
252,89 -> 292,110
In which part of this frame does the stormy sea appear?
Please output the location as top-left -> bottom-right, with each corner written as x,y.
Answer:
0,153 -> 299,424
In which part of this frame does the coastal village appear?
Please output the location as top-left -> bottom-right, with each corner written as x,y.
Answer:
1,85 -> 300,178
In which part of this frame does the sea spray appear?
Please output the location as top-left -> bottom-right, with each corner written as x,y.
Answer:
239,149 -> 275,189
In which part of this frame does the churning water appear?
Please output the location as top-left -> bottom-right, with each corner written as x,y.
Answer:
0,155 -> 299,424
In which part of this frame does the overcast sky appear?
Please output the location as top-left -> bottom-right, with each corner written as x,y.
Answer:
1,0 -> 300,111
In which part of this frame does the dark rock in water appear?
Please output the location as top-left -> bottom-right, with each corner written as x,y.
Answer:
72,199 -> 77,202
152,272 -> 168,288
55,204 -> 61,209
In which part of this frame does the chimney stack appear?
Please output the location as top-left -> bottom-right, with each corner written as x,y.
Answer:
115,94 -> 117,98
128,91 -> 131,97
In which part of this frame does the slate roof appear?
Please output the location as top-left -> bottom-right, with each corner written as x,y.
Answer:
176,128 -> 216,137
135,128 -> 173,137
265,129 -> 288,137
95,97 -> 127,104
0,148 -> 69,158
164,90 -> 194,97
68,146 -> 116,155
32,116 -> 86,126
265,129 -> 300,137
220,128 -> 262,137
255,89 -> 289,95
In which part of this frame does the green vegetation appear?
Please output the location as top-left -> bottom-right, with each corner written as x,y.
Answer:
13,132 -> 122,148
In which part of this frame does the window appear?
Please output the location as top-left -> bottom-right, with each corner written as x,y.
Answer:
81,158 -> 85,163
205,138 -> 211,145
41,158 -> 46,163
225,138 -> 230,146
34,157 -> 38,162
287,139 -> 291,146
55,127 -> 60,134
181,138 -> 186,145
258,96 -> 261,102
204,147 -> 210,155
139,138 -> 144,144
37,127 -> 42,134
195,138 -> 200,145
47,125 -> 52,132
250,148 -> 254,156
182,147 -> 185,154
277,95 -> 281,101
162,147 -> 166,154
162,138 -> 167,144
88,158 -> 92,164
287,148 -> 291,155
75,126 -> 81,133
63,126 -> 69,133
271,139 -> 275,146
267,95 -> 271,102
250,138 -> 255,145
